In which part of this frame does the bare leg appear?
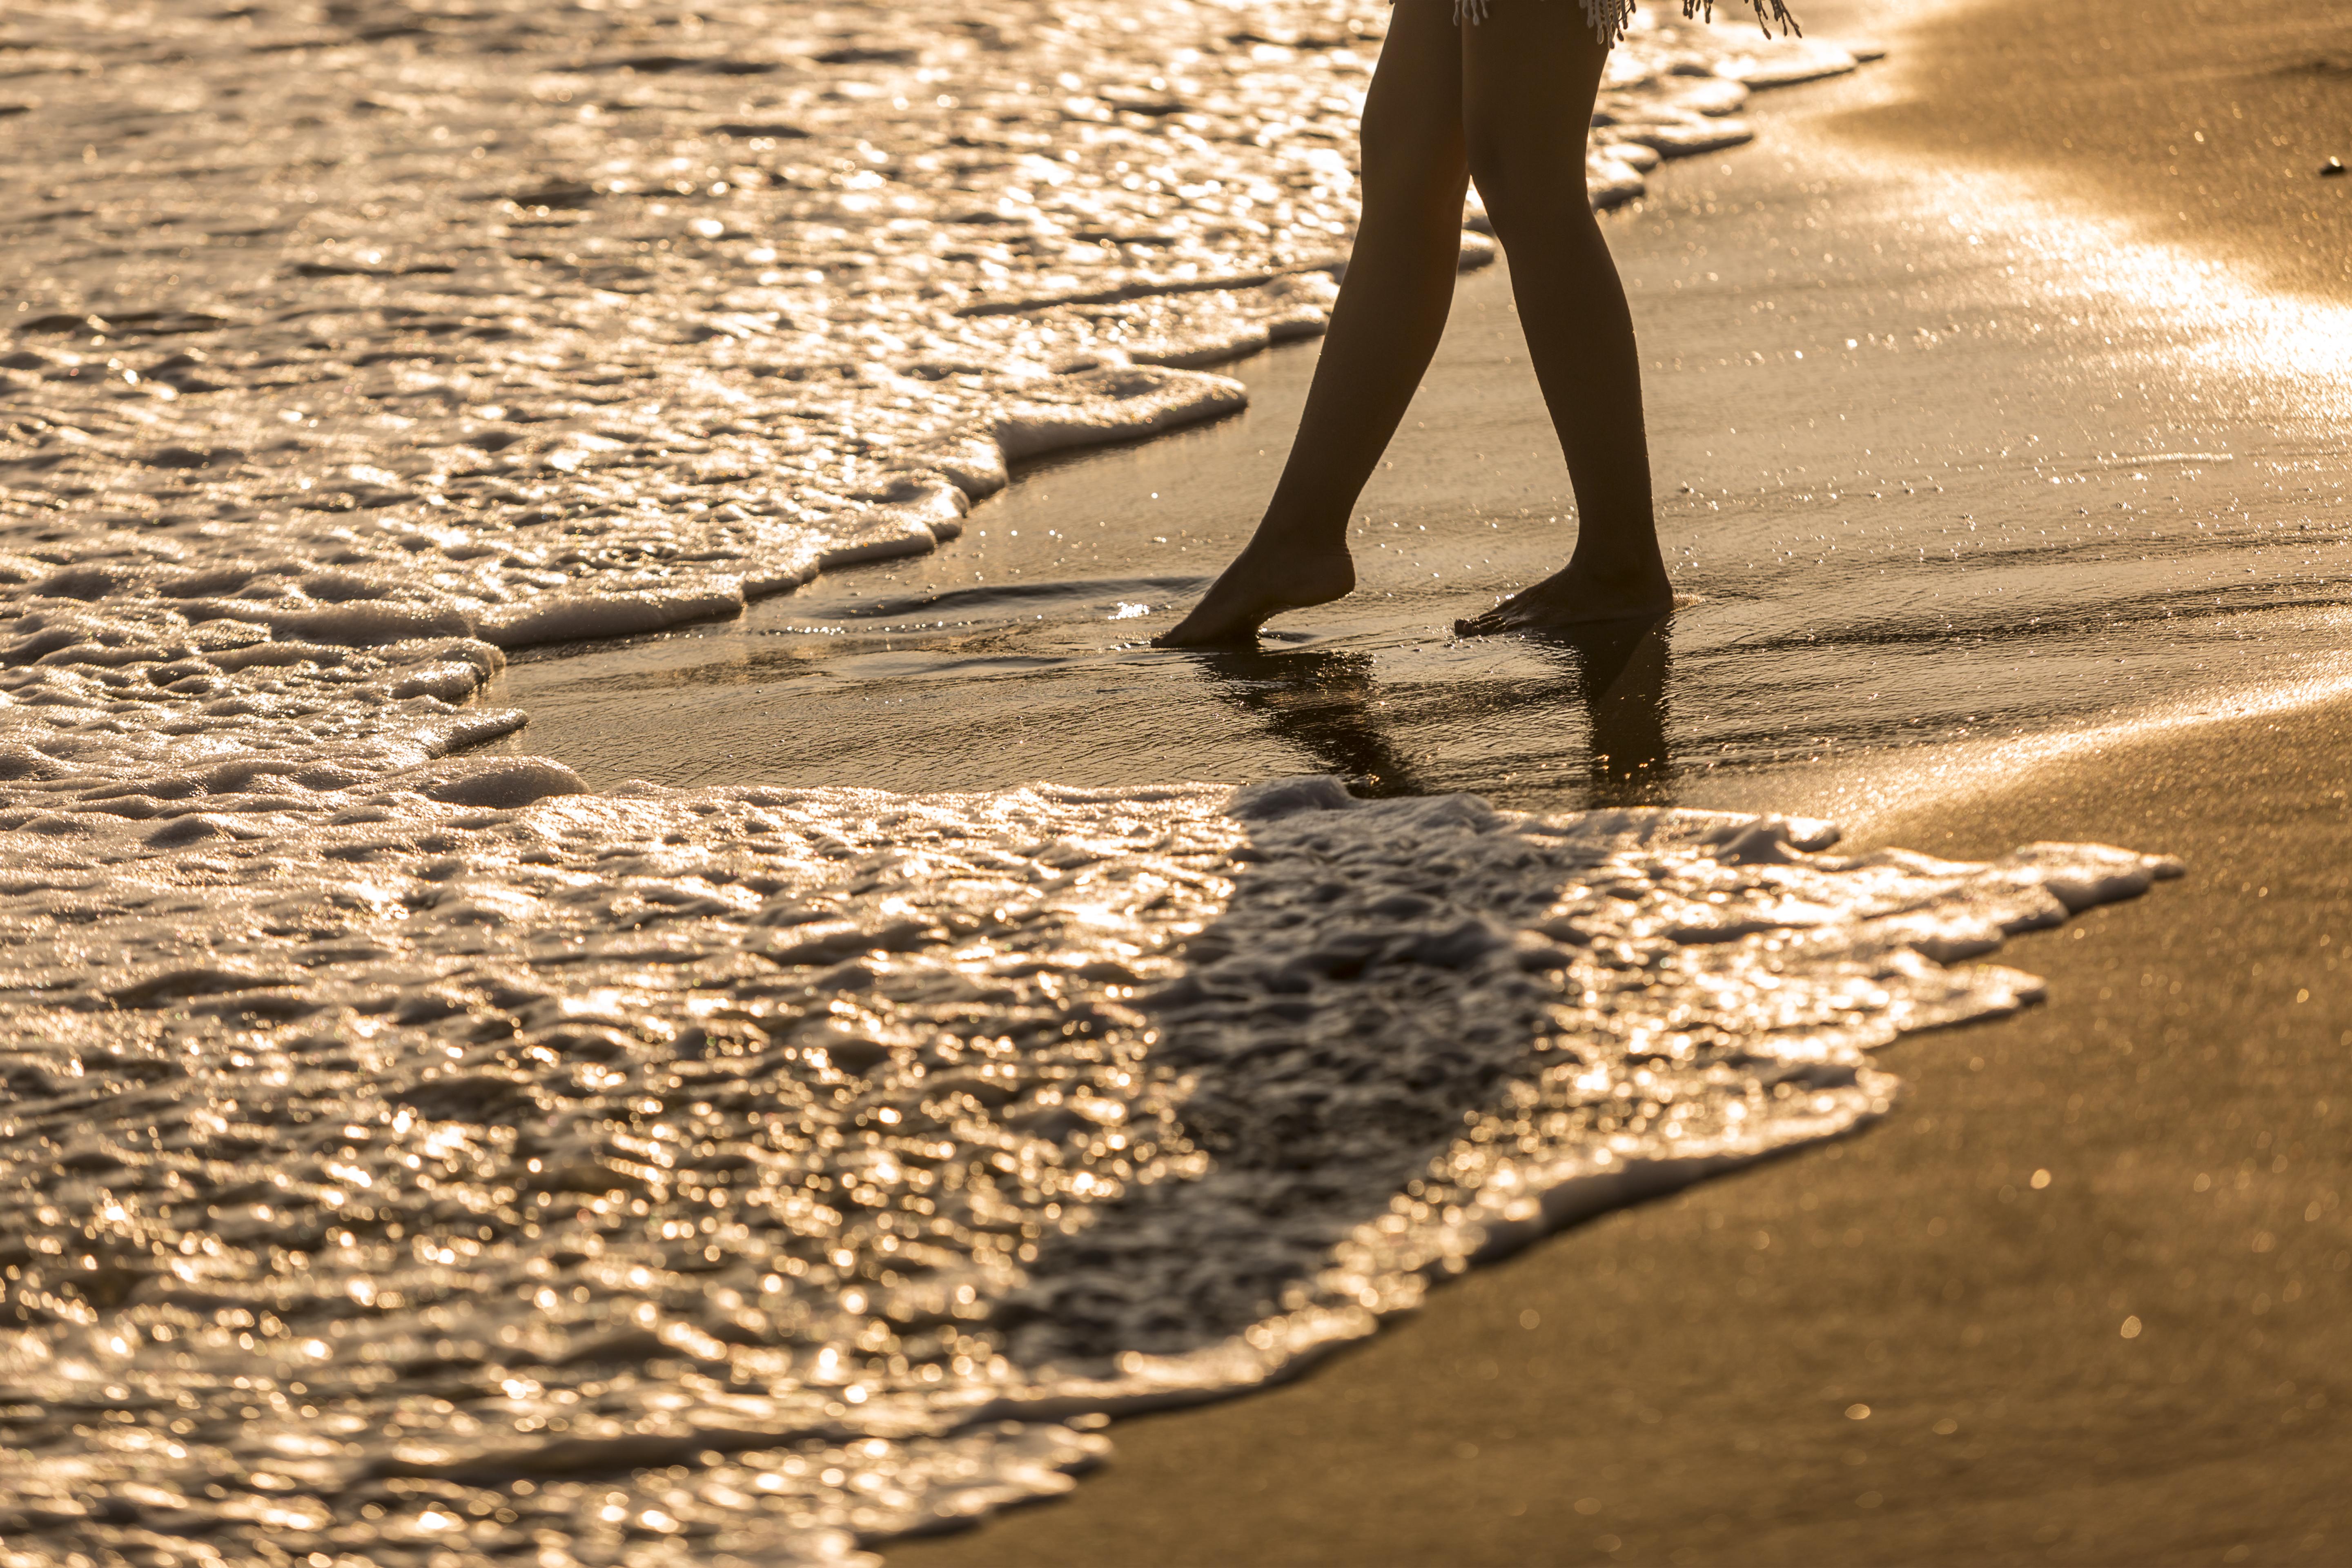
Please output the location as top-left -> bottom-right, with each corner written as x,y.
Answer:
1452,5 -> 1673,637
1154,0 -> 1469,648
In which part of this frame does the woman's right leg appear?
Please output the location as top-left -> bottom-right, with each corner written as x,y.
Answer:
1154,0 -> 1470,648
1452,2 -> 1673,635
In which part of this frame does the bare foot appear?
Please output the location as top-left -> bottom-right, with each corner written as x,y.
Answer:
1452,559 -> 1675,638
1152,533 -> 1356,647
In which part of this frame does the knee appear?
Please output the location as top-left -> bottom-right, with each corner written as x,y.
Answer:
1464,128 -> 1586,228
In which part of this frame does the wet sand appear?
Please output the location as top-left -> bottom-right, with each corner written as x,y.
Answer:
1842,0 -> 2352,299
892,703 -> 2352,1567
887,4 -> 2352,1564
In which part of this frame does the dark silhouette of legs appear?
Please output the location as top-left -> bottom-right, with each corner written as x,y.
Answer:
1157,0 -> 1666,648
1192,617 -> 1673,807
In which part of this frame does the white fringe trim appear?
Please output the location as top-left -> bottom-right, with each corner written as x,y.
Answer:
1449,0 -> 1634,42
1445,2 -> 1799,45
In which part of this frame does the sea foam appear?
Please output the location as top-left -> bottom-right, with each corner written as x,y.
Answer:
0,3 -> 2094,1564
0,772 -> 2173,1565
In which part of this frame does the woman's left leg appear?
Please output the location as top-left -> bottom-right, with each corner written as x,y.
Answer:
1153,0 -> 1471,648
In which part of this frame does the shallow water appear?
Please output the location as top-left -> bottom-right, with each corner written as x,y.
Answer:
0,3 -> 2262,1565
501,110 -> 2352,812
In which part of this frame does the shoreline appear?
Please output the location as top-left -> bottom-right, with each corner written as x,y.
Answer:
1,0 -> 2342,1561
1672,613 -> 2352,831
884,1 -> 2352,1561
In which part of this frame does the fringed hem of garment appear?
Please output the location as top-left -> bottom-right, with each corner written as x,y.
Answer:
1446,1 -> 1804,47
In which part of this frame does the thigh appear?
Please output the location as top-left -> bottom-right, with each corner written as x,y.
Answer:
1457,0 -> 1613,164
1357,0 -> 1469,174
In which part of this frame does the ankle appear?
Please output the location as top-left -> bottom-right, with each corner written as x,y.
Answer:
1566,548 -> 1667,584
1251,513 -> 1352,553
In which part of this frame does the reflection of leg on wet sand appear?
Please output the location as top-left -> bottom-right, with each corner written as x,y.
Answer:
1195,649 -> 1428,797
1188,613 -> 1673,808
1539,614 -> 1673,806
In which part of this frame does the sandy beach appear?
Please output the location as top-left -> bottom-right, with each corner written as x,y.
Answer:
1,0 -> 2341,1561
887,4 -> 2352,1563
1843,0 -> 2352,301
